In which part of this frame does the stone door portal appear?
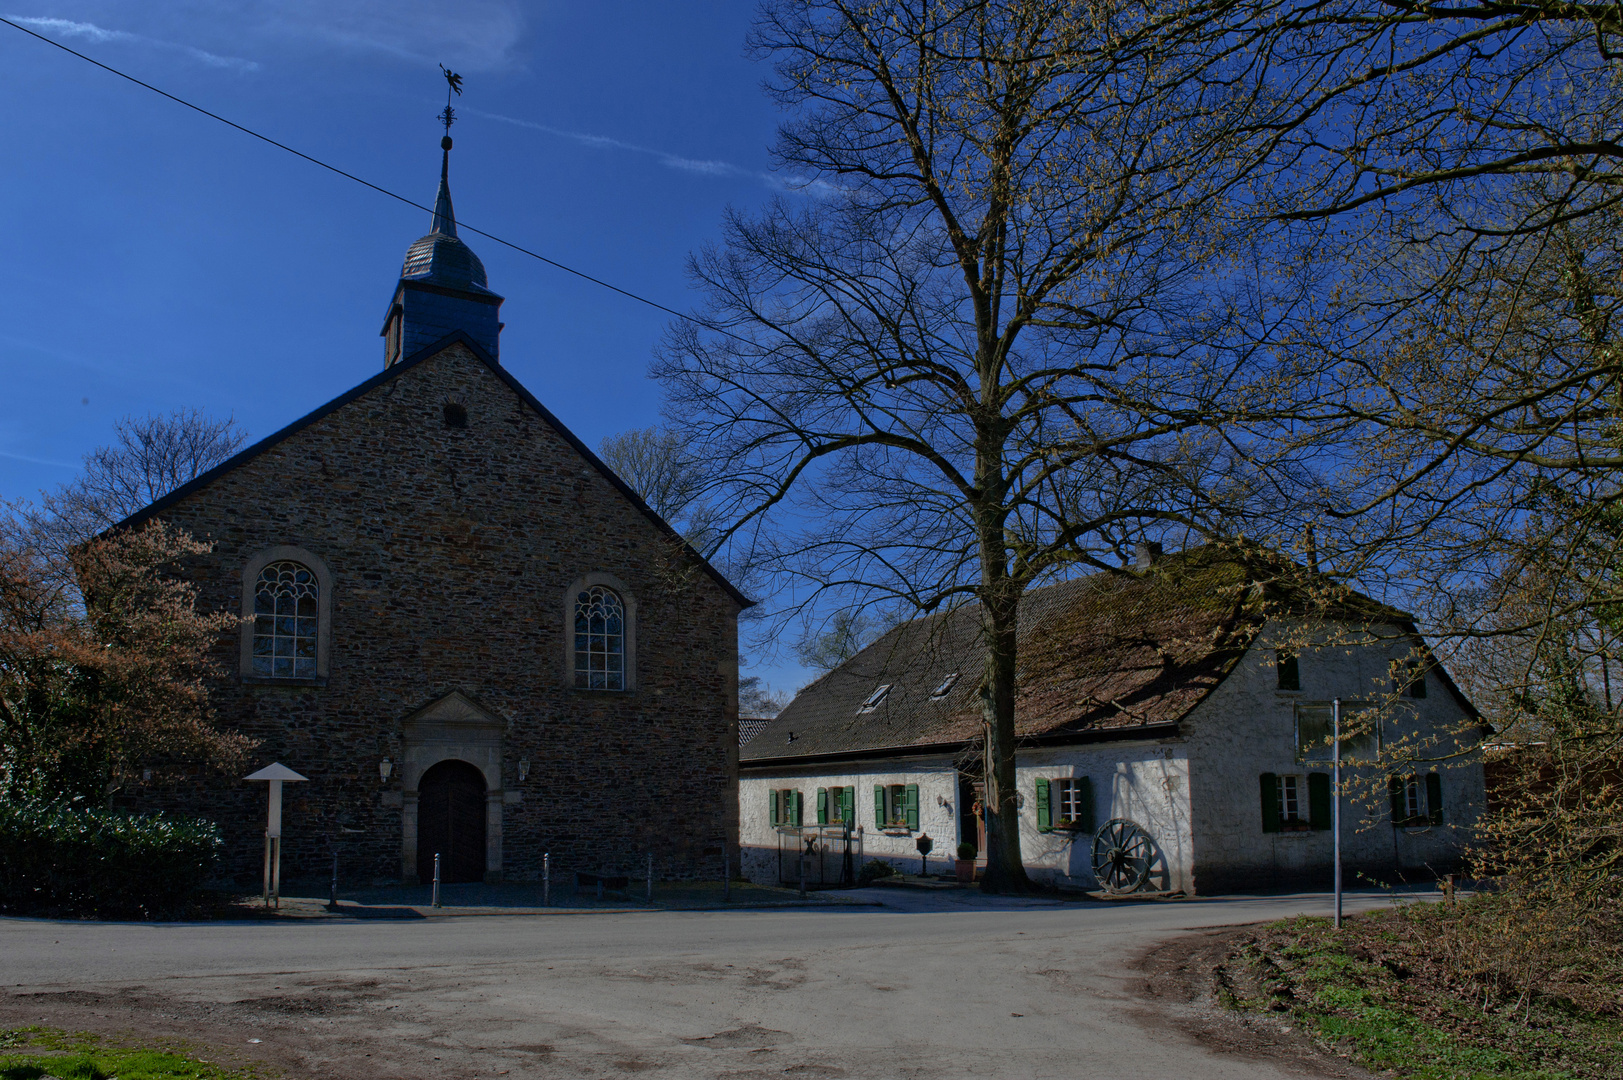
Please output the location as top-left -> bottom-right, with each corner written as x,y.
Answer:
417,759 -> 487,883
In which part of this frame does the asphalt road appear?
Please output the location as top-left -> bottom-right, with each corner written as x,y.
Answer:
0,889 -> 1398,1079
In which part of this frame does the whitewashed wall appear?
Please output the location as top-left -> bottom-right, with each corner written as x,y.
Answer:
737,757 -> 958,885
1015,745 -> 1192,891
1182,619 -> 1485,892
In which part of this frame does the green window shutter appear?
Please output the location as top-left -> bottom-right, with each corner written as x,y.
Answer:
817,787 -> 829,825
1426,771 -> 1444,825
874,785 -> 886,827
1389,775 -> 1406,825
770,789 -> 779,827
1259,773 -> 1280,833
905,784 -> 919,829
795,790 -> 806,826
1078,777 -> 1095,833
1307,772 -> 1332,831
1035,778 -> 1052,833
841,786 -> 854,823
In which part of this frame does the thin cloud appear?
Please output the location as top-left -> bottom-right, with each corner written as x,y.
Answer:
6,15 -> 261,71
468,107 -> 842,196
0,449 -> 77,469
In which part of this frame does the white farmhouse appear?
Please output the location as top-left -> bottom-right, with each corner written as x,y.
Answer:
739,544 -> 1486,894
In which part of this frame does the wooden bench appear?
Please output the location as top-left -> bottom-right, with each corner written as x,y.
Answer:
575,871 -> 630,900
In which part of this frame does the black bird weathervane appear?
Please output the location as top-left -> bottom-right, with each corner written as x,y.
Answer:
438,64 -> 462,146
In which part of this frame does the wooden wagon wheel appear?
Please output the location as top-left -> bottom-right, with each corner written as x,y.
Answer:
1091,818 -> 1154,894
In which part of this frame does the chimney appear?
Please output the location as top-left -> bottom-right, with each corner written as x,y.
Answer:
1134,541 -> 1163,570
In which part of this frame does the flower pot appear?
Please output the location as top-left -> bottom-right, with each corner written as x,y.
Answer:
954,858 -> 975,884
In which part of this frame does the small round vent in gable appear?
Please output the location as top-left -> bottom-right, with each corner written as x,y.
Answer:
443,402 -> 468,428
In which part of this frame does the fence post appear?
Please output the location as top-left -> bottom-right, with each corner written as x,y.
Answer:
543,851 -> 550,908
799,836 -> 807,899
432,852 -> 441,908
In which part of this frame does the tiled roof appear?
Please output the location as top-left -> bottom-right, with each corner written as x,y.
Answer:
741,544 -> 1412,764
738,719 -> 771,746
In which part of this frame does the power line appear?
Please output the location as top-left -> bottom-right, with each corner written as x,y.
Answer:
0,15 -> 749,343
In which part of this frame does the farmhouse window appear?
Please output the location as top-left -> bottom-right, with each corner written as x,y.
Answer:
1297,702 -> 1380,762
770,788 -> 804,827
252,560 -> 319,679
817,786 -> 855,825
1389,772 -> 1443,827
1276,649 -> 1301,691
1035,776 -> 1094,833
1399,660 -> 1428,698
874,783 -> 918,829
1260,771 -> 1333,832
573,585 -> 625,690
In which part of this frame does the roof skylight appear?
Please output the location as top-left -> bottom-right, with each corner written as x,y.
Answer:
930,672 -> 960,699
858,684 -> 892,713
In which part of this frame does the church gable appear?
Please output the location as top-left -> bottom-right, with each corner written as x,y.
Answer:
116,330 -> 746,610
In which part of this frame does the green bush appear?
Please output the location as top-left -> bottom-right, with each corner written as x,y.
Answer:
857,859 -> 896,884
956,841 -> 976,861
0,799 -> 222,919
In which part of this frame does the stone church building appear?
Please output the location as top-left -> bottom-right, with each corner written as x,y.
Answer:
117,138 -> 749,886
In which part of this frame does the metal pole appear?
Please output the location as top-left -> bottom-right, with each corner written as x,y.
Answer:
647,852 -> 654,902
543,851 -> 550,908
329,847 -> 338,911
432,852 -> 441,908
1333,696 -> 1343,930
271,837 -> 282,909
799,833 -> 807,898
262,835 -> 272,907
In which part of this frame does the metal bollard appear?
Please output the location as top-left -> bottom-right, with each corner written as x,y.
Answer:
328,849 -> 338,912
543,851 -> 550,908
647,852 -> 654,902
799,845 -> 806,899
432,852 -> 442,908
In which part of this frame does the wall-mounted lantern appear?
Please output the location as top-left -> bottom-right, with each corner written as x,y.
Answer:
379,757 -> 393,783
517,759 -> 530,783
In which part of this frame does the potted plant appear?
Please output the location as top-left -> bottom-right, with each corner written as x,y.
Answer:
955,842 -> 976,883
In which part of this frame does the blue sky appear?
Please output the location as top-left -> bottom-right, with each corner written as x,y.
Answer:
0,0 -> 813,694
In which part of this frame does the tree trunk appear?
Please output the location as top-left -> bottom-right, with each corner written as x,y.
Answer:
979,568 -> 1030,892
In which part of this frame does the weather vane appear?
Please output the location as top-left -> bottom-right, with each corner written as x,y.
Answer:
438,63 -> 463,142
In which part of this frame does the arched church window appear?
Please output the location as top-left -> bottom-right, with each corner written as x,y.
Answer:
574,585 -> 625,690
253,560 -> 319,679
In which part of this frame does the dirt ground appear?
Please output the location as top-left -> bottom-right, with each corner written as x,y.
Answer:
0,926 -> 1380,1080
1132,927 -> 1379,1079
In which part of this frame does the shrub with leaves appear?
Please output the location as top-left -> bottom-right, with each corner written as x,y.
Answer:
0,797 -> 223,918
0,516 -> 252,801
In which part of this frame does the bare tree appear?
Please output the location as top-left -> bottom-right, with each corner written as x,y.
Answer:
599,427 -> 721,551
658,0 -> 1299,889
30,410 -> 247,552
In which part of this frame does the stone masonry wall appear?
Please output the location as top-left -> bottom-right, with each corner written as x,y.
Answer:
131,342 -> 740,886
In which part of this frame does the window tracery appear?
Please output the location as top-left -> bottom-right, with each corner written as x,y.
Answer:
574,585 -> 625,690
253,560 -> 319,679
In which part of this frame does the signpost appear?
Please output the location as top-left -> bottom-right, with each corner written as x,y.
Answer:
245,763 -> 309,908
915,833 -> 934,877
1332,698 -> 1343,929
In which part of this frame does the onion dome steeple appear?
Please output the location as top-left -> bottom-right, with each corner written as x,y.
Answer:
381,72 -> 503,368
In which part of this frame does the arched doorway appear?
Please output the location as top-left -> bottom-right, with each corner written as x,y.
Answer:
416,759 -> 487,883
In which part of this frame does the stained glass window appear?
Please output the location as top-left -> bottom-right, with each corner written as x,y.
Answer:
574,585 -> 625,690
253,560 -> 318,679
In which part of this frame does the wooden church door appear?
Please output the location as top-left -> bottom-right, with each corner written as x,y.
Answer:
417,759 -> 487,883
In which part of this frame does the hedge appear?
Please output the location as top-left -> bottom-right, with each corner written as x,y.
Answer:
0,799 -> 223,918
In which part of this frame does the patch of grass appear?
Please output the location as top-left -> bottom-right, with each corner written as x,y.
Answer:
0,1028 -> 263,1080
1232,911 -> 1623,1080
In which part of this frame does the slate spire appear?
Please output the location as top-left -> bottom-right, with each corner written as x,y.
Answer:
380,74 -> 504,368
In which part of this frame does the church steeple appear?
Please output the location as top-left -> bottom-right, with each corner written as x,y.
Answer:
381,71 -> 503,368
